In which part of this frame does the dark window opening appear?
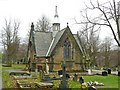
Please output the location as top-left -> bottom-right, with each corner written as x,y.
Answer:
64,38 -> 71,59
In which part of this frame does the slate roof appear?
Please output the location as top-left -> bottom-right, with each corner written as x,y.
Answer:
34,31 -> 52,57
34,27 -> 82,57
48,28 -> 66,56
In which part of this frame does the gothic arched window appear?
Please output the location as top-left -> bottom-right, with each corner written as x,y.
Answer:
64,38 -> 71,59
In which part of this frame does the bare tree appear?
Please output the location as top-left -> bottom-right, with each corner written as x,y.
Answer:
17,42 -> 28,64
100,37 -> 112,68
1,19 -> 20,65
35,15 -> 51,32
78,23 -> 100,70
76,0 -> 120,47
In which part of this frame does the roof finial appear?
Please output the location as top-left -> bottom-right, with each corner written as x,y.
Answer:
31,22 -> 34,31
31,22 -> 34,27
67,22 -> 69,27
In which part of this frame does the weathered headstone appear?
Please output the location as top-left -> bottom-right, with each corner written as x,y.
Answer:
102,71 -> 107,76
108,69 -> 111,74
31,63 -> 36,72
73,73 -> 78,81
79,77 -> 84,84
58,70 -> 62,75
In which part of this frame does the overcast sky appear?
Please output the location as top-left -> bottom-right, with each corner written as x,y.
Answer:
0,0 -> 83,37
0,0 -> 119,45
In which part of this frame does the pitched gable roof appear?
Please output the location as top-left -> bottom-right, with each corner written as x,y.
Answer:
34,31 -> 52,57
47,26 -> 80,56
34,27 -> 66,57
47,28 -> 66,56
34,26 -> 82,57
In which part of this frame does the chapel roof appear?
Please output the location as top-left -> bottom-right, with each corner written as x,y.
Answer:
33,26 -> 82,57
34,31 -> 52,57
34,27 -> 66,57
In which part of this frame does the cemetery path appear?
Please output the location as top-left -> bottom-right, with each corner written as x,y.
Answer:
6,69 -> 23,72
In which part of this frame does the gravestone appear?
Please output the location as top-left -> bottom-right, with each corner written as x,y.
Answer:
118,72 -> 120,76
31,63 -> 36,72
79,77 -> 84,84
58,70 -> 62,75
59,62 -> 68,88
73,73 -> 78,81
108,69 -> 111,74
102,71 -> 107,76
66,74 -> 70,79
42,75 -> 53,83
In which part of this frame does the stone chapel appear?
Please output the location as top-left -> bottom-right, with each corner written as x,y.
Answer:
27,6 -> 84,72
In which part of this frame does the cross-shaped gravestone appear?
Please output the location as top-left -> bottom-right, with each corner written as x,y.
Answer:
59,60 -> 68,88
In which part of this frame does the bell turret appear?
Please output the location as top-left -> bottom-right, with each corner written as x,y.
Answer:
52,5 -> 60,37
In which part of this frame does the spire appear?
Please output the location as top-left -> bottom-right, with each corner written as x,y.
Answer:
52,5 -> 60,38
53,5 -> 59,24
54,5 -> 59,18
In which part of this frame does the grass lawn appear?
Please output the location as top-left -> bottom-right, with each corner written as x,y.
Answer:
53,75 -> 119,89
83,75 -> 119,89
2,64 -> 26,88
2,64 -> 119,89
